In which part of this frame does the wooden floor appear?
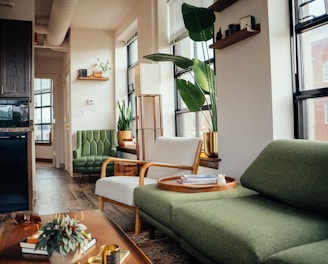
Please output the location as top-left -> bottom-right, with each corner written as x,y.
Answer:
34,165 -> 136,231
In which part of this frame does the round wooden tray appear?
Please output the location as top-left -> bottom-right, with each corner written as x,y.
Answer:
157,176 -> 237,193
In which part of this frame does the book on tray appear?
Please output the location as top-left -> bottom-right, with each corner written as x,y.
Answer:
178,174 -> 219,184
20,230 -> 96,256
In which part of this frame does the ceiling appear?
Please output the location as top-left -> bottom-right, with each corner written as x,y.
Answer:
35,0 -> 139,31
34,0 -> 138,58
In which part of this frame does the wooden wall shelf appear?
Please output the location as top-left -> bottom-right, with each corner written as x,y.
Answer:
78,76 -> 109,81
210,24 -> 261,49
209,0 -> 239,12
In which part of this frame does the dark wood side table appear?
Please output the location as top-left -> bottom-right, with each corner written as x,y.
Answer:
114,162 -> 141,176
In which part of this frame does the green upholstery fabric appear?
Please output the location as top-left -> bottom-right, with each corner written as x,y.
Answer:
73,130 -> 116,174
134,183 -> 258,229
264,239 -> 328,264
172,196 -> 328,264
134,139 -> 328,263
240,139 -> 328,215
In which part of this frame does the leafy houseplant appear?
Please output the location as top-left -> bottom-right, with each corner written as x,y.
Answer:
96,58 -> 111,73
143,3 -> 217,132
35,214 -> 88,258
94,58 -> 111,78
117,99 -> 133,146
117,99 -> 132,131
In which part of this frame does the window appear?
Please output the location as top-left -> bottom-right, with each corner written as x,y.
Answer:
170,0 -> 214,139
127,34 -> 138,118
292,0 -> 328,140
325,101 -> 328,123
324,59 -> 328,82
173,34 -> 214,138
34,78 -> 53,144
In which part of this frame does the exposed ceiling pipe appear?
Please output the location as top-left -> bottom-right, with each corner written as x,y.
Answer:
35,24 -> 48,35
45,0 -> 79,46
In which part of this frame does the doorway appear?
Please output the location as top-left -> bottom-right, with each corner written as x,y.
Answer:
34,76 -> 55,167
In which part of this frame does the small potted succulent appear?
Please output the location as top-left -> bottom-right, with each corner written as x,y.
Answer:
35,214 -> 89,264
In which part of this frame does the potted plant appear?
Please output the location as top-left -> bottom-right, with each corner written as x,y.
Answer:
143,3 -> 218,157
93,58 -> 111,78
117,99 -> 133,146
35,214 -> 89,264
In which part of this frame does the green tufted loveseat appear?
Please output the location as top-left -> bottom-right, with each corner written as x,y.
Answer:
73,130 -> 116,175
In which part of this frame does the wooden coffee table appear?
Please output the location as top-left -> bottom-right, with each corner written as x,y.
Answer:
0,210 -> 152,264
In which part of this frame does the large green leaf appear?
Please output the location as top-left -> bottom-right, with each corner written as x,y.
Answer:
192,58 -> 216,94
182,3 -> 215,42
143,53 -> 192,69
188,25 -> 214,42
176,79 -> 205,111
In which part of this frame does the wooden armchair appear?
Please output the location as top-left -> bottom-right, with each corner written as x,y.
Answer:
95,137 -> 203,234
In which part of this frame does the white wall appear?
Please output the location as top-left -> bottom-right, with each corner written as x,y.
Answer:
70,28 -> 116,150
137,0 -> 176,138
216,0 -> 293,180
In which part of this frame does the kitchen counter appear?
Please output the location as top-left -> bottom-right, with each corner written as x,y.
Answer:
0,121 -> 34,132
0,126 -> 33,132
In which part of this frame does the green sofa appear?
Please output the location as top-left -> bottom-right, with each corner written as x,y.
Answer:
73,130 -> 116,175
134,139 -> 328,264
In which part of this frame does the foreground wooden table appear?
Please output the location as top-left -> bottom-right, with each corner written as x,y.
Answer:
0,210 -> 152,264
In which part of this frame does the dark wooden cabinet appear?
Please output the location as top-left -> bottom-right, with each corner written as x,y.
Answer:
0,19 -> 32,98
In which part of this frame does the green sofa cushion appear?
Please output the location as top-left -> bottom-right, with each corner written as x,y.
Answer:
172,196 -> 328,264
134,183 -> 258,229
264,239 -> 328,264
240,139 -> 328,215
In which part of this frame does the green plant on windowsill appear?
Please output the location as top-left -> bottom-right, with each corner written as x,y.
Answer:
117,99 -> 132,131
35,214 -> 89,256
143,3 -> 217,132
117,99 -> 133,146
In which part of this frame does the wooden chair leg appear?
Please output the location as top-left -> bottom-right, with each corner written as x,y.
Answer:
98,196 -> 104,211
134,208 -> 141,235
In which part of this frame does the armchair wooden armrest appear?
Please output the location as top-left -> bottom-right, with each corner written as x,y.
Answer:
138,161 -> 195,186
101,157 -> 147,178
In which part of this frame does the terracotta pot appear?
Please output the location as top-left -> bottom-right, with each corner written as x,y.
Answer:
93,70 -> 103,78
117,131 -> 132,146
49,249 -> 81,264
204,131 -> 218,157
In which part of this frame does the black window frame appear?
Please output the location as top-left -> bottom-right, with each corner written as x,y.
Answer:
291,0 -> 328,139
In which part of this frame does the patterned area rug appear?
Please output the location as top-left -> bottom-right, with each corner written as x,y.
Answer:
127,230 -> 196,264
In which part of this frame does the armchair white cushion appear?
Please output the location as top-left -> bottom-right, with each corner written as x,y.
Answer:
95,137 -> 203,234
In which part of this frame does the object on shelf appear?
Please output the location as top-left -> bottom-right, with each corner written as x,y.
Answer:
93,71 -> 103,78
79,69 -> 87,77
209,23 -> 261,49
229,24 -> 240,34
78,76 -> 109,81
225,25 -> 242,37
240,15 -> 256,30
216,28 -> 223,41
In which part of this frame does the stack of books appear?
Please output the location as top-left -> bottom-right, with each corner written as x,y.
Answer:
178,174 -> 219,185
20,230 -> 96,255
